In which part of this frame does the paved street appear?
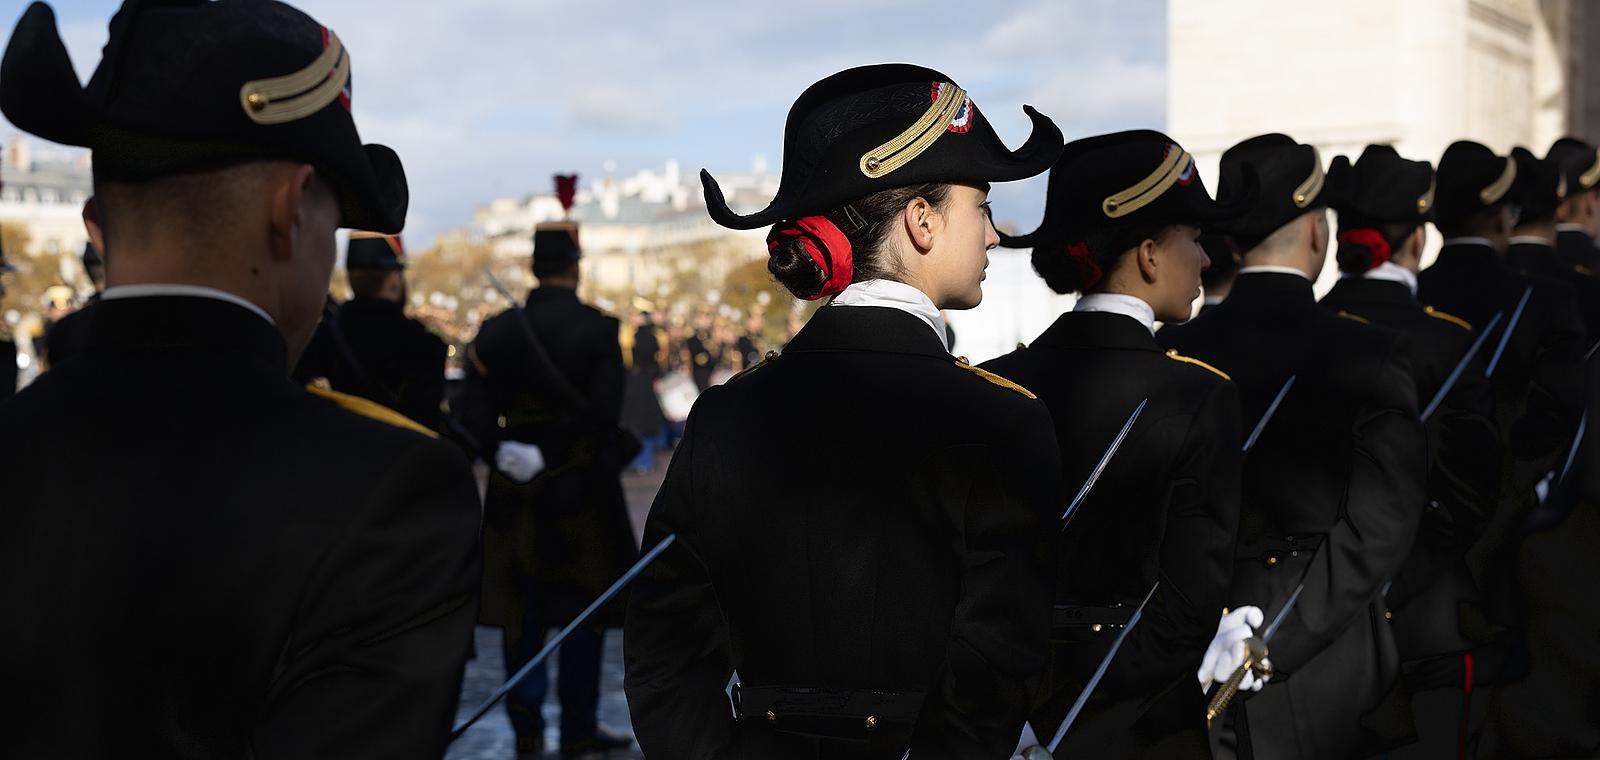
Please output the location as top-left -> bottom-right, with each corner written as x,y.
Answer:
447,457 -> 667,760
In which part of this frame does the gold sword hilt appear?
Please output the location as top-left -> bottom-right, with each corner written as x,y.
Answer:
1205,636 -> 1270,724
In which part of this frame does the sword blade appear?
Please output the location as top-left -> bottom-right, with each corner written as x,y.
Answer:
1485,286 -> 1533,378
1062,398 -> 1148,523
1261,582 -> 1305,642
1558,415 -> 1587,486
451,534 -> 679,739
1421,311 -> 1504,422
483,268 -> 521,309
1243,376 -> 1296,453
1046,581 -> 1160,754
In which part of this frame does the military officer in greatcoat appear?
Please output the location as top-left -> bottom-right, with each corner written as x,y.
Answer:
1159,133 -> 1429,760
459,220 -> 638,756
293,232 -> 448,430
624,63 -> 1067,759
0,2 -> 482,756
982,130 -> 1259,758
1317,145 -> 1503,757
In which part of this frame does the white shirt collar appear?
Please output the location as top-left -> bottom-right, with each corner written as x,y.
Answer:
1442,236 -> 1494,248
1358,261 -> 1418,295
829,279 -> 949,352
1238,265 -> 1311,281
1509,235 -> 1554,247
101,284 -> 277,326
1073,292 -> 1156,335
1202,295 -> 1226,306
1557,223 -> 1590,234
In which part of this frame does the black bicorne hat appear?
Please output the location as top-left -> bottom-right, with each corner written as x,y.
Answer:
0,0 -> 408,233
1215,133 -> 1340,246
1327,144 -> 1435,226
533,221 -> 581,266
1510,146 -> 1566,224
1000,129 -> 1253,249
345,232 -> 405,271
701,63 -> 1063,230
1433,140 -> 1517,227
1546,137 -> 1600,196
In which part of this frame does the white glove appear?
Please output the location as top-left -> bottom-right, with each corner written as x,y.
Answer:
1199,606 -> 1268,694
495,441 -> 546,483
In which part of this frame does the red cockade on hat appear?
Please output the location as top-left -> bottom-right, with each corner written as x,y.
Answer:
1067,241 -> 1104,289
1337,228 -> 1392,269
767,215 -> 854,300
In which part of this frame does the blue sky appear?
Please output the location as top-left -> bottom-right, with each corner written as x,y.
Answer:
0,0 -> 1167,244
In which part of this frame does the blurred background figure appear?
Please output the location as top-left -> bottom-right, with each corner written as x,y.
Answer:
294,232 -> 448,431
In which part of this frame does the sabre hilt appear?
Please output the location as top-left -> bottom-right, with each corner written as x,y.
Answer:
1205,637 -> 1270,724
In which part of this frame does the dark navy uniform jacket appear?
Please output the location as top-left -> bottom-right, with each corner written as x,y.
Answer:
984,310 -> 1241,758
0,295 -> 481,758
625,305 -> 1061,760
1161,271 -> 1427,760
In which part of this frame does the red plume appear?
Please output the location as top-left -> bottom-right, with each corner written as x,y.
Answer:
554,174 -> 578,217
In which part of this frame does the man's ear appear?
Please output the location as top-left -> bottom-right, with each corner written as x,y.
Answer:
903,195 -> 936,253
268,164 -> 317,262
81,197 -> 106,258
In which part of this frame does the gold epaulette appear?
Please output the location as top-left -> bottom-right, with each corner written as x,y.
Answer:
305,384 -> 438,438
954,357 -> 1037,399
1337,310 -> 1371,325
729,350 -> 778,383
1165,349 -> 1231,381
1424,306 -> 1472,332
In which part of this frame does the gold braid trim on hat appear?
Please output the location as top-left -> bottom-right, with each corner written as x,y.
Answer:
859,83 -> 966,179
1103,146 -> 1190,219
240,31 -> 350,125
1293,146 -> 1324,208
1480,157 -> 1517,205
1558,174 -> 1569,200
1582,151 -> 1600,189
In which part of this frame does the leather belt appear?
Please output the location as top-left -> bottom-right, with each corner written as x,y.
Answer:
732,684 -> 924,742
1051,603 -> 1136,643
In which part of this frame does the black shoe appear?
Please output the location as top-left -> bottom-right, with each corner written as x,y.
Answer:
559,723 -> 633,755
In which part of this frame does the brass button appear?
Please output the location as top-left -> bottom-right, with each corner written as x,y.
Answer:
497,415 -> 507,428
765,710 -> 777,722
765,350 -> 778,360
1265,556 -> 1280,568
1290,551 -> 1299,558
957,356 -> 970,365
864,715 -> 879,729
245,92 -> 268,111
865,157 -> 882,172
1091,623 -> 1103,633
1384,610 -> 1393,621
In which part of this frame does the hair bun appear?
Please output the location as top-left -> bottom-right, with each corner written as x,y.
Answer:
1031,242 -> 1093,294
767,227 -> 827,299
